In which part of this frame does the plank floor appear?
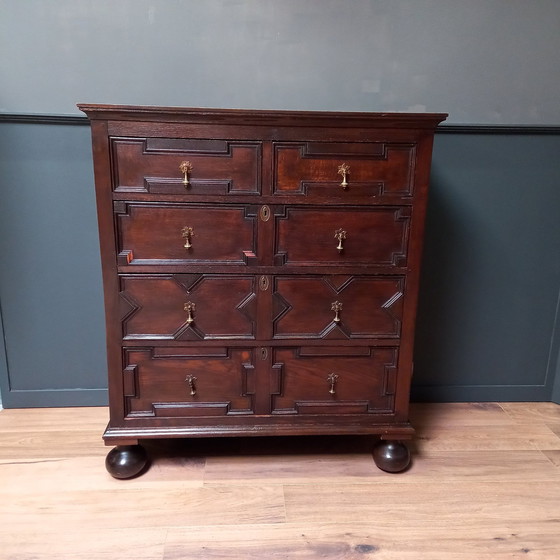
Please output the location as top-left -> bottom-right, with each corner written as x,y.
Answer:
1,402 -> 559,559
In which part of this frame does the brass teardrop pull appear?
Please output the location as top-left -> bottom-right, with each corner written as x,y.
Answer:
185,374 -> 197,396
327,373 -> 339,395
184,301 -> 196,325
334,228 -> 346,252
182,226 -> 194,249
179,161 -> 193,187
331,301 -> 343,323
337,163 -> 350,189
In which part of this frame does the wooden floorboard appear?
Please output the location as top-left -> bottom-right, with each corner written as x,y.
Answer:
0,402 -> 559,559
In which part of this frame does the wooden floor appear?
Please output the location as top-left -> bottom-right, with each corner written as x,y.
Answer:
1,403 -> 559,559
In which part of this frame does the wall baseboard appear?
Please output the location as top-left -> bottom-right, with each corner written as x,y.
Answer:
1,388 -> 108,408
411,385 -> 552,403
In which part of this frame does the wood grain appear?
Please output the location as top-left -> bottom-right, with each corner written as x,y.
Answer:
1,402 -> 559,559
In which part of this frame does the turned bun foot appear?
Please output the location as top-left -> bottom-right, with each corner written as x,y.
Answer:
105,445 -> 149,479
372,440 -> 411,473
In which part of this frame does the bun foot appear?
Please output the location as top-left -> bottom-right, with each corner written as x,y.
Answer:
105,445 -> 149,479
372,440 -> 410,473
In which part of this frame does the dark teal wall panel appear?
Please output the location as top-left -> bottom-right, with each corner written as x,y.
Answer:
413,133 -> 560,401
0,122 -> 559,406
0,299 -> 7,408
0,122 -> 108,407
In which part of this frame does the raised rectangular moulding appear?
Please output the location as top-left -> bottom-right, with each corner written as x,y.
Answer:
111,137 -> 262,194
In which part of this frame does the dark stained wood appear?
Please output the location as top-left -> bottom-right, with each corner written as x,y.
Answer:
111,137 -> 262,195
274,141 -> 415,197
105,444 -> 149,479
115,202 -> 259,266
274,206 -> 410,267
123,347 -> 256,417
372,440 -> 411,472
272,276 -> 404,339
79,104 -> 446,477
270,346 -> 397,415
120,275 -> 257,340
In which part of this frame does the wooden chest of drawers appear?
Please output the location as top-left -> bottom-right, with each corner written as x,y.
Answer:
79,104 -> 446,478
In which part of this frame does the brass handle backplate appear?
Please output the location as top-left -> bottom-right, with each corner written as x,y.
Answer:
338,163 -> 350,189
184,301 -> 196,325
182,226 -> 194,249
334,228 -> 346,252
179,161 -> 193,187
185,374 -> 197,396
331,301 -> 343,323
327,373 -> 339,395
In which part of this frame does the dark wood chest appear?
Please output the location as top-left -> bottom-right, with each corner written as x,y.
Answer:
79,105 -> 446,478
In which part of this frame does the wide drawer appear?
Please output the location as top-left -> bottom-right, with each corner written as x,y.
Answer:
270,346 -> 397,415
115,202 -> 258,266
272,275 -> 404,339
111,137 -> 261,195
274,141 -> 416,199
120,275 -> 257,340
122,347 -> 256,418
274,206 -> 410,267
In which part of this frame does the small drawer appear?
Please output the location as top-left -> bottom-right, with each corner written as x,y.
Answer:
123,347 -> 256,418
115,202 -> 258,266
274,206 -> 410,267
120,275 -> 257,340
274,141 -> 415,200
270,346 -> 397,415
111,137 -> 261,195
272,275 -> 404,340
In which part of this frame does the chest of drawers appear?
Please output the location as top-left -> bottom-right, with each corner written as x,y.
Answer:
79,104 -> 446,478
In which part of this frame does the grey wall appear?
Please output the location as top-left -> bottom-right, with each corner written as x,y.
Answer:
1,1 -> 560,407
1,0 -> 560,124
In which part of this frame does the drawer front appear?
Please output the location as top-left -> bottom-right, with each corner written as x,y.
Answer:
111,137 -> 261,195
272,276 -> 404,339
274,142 -> 415,199
120,275 -> 257,340
270,346 -> 397,415
123,347 -> 255,418
115,202 -> 258,266
274,206 -> 410,267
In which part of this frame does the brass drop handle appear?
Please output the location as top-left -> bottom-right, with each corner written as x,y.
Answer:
184,301 -> 196,325
327,373 -> 339,395
334,228 -> 346,252
182,226 -> 194,249
331,301 -> 343,323
338,163 -> 350,189
179,161 -> 193,187
185,374 -> 197,396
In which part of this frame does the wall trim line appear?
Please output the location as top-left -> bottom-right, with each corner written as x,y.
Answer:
0,114 -> 88,125
1,113 -> 560,134
437,124 -> 560,135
